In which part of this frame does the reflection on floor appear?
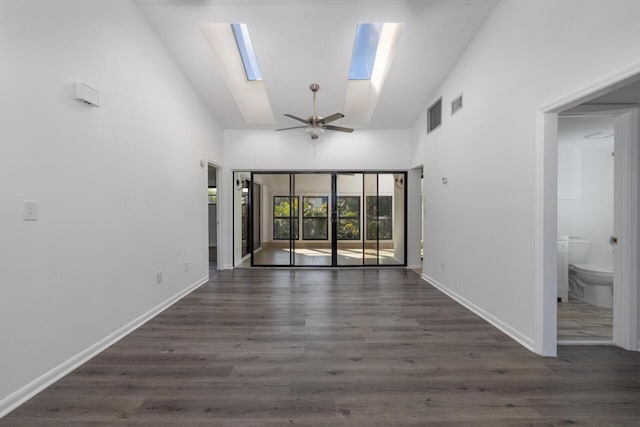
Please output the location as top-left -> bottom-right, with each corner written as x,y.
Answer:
558,294 -> 613,341
240,247 -> 401,267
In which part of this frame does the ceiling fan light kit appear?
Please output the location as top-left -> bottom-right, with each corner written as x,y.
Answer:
276,83 -> 354,139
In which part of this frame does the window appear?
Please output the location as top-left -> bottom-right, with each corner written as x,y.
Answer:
336,196 -> 360,240
231,23 -> 263,81
302,196 -> 328,240
427,98 -> 442,133
348,23 -> 383,80
208,187 -> 217,204
366,195 -> 392,240
273,196 -> 298,240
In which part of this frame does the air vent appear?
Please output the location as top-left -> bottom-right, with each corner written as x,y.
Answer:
427,98 -> 442,133
451,94 -> 463,115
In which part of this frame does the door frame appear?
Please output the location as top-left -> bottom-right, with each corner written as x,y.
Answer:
248,170 -> 408,268
535,66 -> 640,356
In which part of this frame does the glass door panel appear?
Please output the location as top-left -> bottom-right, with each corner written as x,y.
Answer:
364,173 -> 378,265
244,170 -> 407,267
377,173 -> 403,265
336,173 -> 364,266
293,173 -> 332,266
252,173 -> 294,266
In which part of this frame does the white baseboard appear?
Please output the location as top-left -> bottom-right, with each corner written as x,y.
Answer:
407,264 -> 422,270
421,273 -> 535,352
0,275 -> 208,419
558,340 -> 615,346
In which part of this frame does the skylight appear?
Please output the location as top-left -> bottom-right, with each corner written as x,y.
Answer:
348,23 -> 383,80
231,23 -> 263,81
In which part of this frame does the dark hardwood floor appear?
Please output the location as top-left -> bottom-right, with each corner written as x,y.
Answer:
3,269 -> 640,426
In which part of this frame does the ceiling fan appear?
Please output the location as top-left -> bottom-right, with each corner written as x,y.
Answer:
276,83 -> 354,139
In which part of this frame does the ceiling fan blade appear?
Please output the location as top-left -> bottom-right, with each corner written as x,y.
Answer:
283,113 -> 309,124
324,125 -> 354,133
275,126 -> 308,131
319,112 -> 344,124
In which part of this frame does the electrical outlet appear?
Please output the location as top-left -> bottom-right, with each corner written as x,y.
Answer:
156,271 -> 163,284
184,262 -> 189,272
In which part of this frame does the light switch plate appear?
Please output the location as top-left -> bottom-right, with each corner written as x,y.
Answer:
24,201 -> 38,221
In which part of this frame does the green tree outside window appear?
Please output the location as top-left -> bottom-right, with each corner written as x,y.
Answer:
273,196 -> 299,240
366,195 -> 392,240
337,196 -> 360,240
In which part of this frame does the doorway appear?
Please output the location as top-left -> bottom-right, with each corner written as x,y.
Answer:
536,72 -> 640,355
237,171 -> 407,267
556,115 -> 614,342
207,164 -> 219,273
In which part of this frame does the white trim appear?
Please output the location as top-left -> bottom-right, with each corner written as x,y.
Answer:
421,273 -> 535,352
613,109 -> 640,351
0,276 -> 209,419
533,111 -> 559,356
539,61 -> 640,113
557,340 -> 615,346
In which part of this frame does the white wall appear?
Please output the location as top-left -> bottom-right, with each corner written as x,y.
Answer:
0,0 -> 223,414
558,120 -> 614,267
411,0 -> 640,350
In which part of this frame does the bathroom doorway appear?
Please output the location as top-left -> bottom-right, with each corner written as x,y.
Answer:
537,72 -> 640,355
556,115 -> 614,342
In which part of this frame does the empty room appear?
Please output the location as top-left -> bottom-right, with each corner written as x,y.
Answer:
1,0 -> 640,425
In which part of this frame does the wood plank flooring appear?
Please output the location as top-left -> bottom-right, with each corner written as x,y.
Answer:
2,269 -> 640,426
557,294 -> 613,341
245,247 -> 401,267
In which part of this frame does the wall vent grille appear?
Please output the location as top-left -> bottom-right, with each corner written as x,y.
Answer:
427,98 -> 442,133
451,94 -> 463,115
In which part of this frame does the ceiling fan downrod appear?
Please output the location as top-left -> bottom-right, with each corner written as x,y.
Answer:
310,83 -> 319,127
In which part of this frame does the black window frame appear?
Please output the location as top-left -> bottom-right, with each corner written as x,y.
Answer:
273,195 -> 299,240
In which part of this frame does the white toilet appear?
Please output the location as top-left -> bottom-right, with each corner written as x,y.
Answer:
568,238 -> 613,308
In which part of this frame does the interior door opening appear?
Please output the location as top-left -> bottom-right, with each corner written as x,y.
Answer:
556,115 -> 614,343
538,74 -> 640,354
207,164 -> 219,273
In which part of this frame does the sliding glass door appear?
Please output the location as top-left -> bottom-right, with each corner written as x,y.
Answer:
252,172 -> 293,266
295,173 -> 332,266
244,171 -> 406,267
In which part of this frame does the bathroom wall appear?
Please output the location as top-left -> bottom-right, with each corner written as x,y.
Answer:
558,117 -> 614,267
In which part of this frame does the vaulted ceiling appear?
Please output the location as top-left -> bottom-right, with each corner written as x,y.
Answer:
135,0 -> 499,129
